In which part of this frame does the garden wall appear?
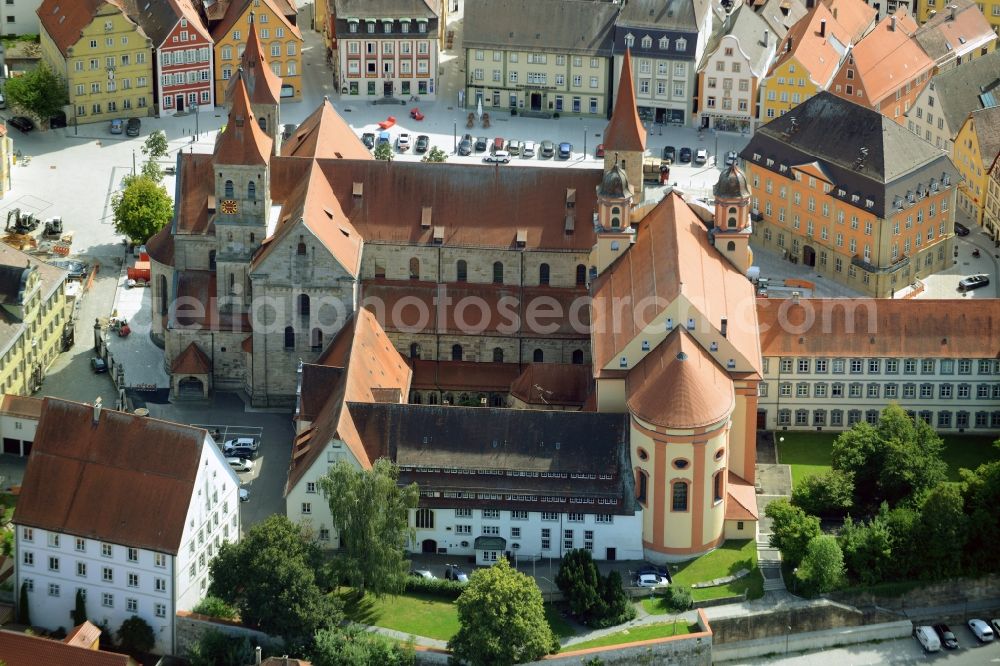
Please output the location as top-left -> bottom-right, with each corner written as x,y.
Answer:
713,620 -> 913,663
174,610 -> 276,657
827,574 -> 1000,612
709,599 -> 865,644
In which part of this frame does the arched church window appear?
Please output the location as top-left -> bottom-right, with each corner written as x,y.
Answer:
248,181 -> 256,202
224,180 -> 234,198
727,241 -> 736,251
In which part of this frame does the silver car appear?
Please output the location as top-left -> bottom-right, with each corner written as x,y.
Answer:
226,457 -> 254,473
522,140 -> 536,157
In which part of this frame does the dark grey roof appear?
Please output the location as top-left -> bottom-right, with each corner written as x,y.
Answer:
714,163 -> 751,199
970,106 -> 1000,165
929,49 -> 1000,134
749,0 -> 808,41
463,0 -> 617,55
119,0 -> 182,48
617,0 -> 698,31
333,0 -> 437,19
0,265 -> 29,306
713,6 -> 775,76
742,92 -> 957,218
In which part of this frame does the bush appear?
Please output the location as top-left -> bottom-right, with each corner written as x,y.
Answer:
193,595 -> 239,620
795,536 -> 845,596
402,575 -> 465,600
553,112 -> 560,118
791,470 -> 854,517
653,585 -> 692,612
117,615 -> 155,653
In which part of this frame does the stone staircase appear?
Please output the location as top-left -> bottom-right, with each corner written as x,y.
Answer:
757,534 -> 787,593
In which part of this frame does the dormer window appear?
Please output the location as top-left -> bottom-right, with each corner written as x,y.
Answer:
641,340 -> 650,351
710,342 -> 719,351
641,35 -> 652,49
665,318 -> 673,330
687,318 -> 695,330
383,21 -> 392,33
625,33 -> 635,47
727,359 -> 736,369
619,356 -> 628,368
659,37 -> 669,49
676,38 -> 687,50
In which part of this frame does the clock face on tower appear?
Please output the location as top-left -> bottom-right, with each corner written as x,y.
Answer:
221,199 -> 239,215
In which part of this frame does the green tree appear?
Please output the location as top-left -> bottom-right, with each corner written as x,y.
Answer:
116,615 -> 155,653
791,470 -> 854,517
832,404 -> 946,511
837,514 -> 892,586
960,450 -> 1000,573
4,62 -> 68,123
765,498 -> 821,568
918,482 -> 968,580
17,581 -> 29,625
421,146 -> 448,162
795,535 -> 845,595
319,459 -> 418,598
311,626 -> 414,666
374,142 -> 394,161
448,558 -> 558,666
188,629 -> 257,666
208,515 -> 340,642
882,503 -> 922,579
141,130 -> 169,160
556,549 -> 605,623
110,175 -> 173,244
72,588 -> 88,626
598,571 -> 635,627
192,595 -> 238,620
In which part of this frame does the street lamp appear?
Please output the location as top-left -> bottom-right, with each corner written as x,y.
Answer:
785,625 -> 792,653
714,129 -> 719,167
583,127 -> 588,159
192,103 -> 199,138
792,567 -> 798,595
453,121 -> 457,153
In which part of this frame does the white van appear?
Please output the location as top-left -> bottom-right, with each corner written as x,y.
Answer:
914,625 -> 941,652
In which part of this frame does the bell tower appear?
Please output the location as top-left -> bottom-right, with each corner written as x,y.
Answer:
711,163 -> 754,276
591,160 -> 636,275
227,11 -> 282,155
603,49 -> 647,199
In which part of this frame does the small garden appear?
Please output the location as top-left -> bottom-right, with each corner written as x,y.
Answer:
565,621 -> 698,652
642,539 -> 764,612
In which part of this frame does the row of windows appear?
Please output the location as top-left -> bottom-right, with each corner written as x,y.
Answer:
473,51 -> 600,68
347,18 -> 429,34
221,39 -> 296,59
23,581 -> 168,616
634,470 -> 725,510
471,69 -> 601,90
75,97 -> 148,116
161,47 -> 210,65
624,33 -> 688,52
21,552 -> 167,591
345,40 -> 433,56
21,530 -> 167,565
769,381 -> 1000,400
160,69 -> 211,86
446,508 -> 613,523
395,258 -> 588,287
773,357 -> 997,376
777,408 -> 1000,429
221,59 -> 296,79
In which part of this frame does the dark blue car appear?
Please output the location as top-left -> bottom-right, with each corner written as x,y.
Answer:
558,142 -> 572,159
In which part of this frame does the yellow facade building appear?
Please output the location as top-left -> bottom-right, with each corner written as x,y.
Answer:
211,0 -> 303,104
37,0 -> 155,126
985,149 -> 1000,242
954,106 -> 1000,228
0,245 -> 69,397
0,126 -> 12,199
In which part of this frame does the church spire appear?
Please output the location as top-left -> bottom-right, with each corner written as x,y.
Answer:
233,9 -> 281,107
214,72 -> 273,166
604,49 -> 646,153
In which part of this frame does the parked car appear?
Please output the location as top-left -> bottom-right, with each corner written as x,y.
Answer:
558,142 -> 572,159
634,573 -> 669,587
239,487 -> 250,502
226,457 -> 254,473
49,260 -> 91,279
636,565 -> 672,582
49,112 -> 68,129
595,143 -> 605,158
484,150 -> 511,164
933,624 -> 958,649
396,133 -> 411,151
663,145 -> 676,162
91,357 -> 108,374
492,136 -> 505,153
968,618 -> 995,642
458,137 -> 473,155
8,116 -> 34,132
522,140 -> 536,157
126,117 -> 141,136
958,274 -> 990,291
0,93 -> 6,110
223,436 -> 259,452
507,139 -> 522,156
415,134 -> 430,153
694,148 -> 708,164
110,118 -> 124,134
444,565 -> 469,583
410,569 -> 436,579
361,132 -> 376,149
540,140 -> 555,158
914,625 -> 941,652
954,221 -> 970,236
992,619 -> 1000,634
725,151 -> 739,166
377,130 -> 391,146
679,147 -> 692,163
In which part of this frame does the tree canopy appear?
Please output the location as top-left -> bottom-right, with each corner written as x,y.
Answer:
117,616 -> 155,653
791,469 -> 854,517
918,482 -> 968,580
555,549 -> 634,628
110,175 -> 173,244
319,459 -> 418,598
765,498 -> 821,568
373,142 -> 394,161
960,447 -> 1000,573
4,63 -> 68,122
310,626 -> 414,666
449,558 -> 559,665
421,146 -> 448,162
208,515 -> 340,642
795,536 -> 845,595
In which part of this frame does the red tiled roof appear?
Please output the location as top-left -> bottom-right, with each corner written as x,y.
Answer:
726,471 -> 758,521
281,98 -> 373,160
410,359 -> 523,392
211,0 -> 302,42
0,394 -> 42,420
229,13 -> 282,106
13,398 -> 207,554
757,297 -> 1000,357
769,4 -> 854,88
604,49 -> 646,153
836,10 -> 931,106
174,153 -> 215,235
823,0 -> 876,43
0,629 -> 135,666
37,0 -> 109,57
144,224 -> 175,266
171,342 -> 212,375
626,328 -> 735,429
64,621 -> 102,650
510,363 -> 592,406
214,74 -> 273,165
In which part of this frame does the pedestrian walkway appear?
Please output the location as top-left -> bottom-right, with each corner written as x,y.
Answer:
104,255 -> 170,389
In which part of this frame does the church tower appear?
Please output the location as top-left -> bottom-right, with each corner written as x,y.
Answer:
213,73 -> 274,314
711,163 -> 754,276
603,49 -> 646,199
226,11 -> 282,155
591,162 -> 636,275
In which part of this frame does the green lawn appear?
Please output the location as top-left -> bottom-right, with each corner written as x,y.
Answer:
641,539 -> 763,607
340,590 -> 575,642
776,432 -> 1000,486
562,621 -> 697,652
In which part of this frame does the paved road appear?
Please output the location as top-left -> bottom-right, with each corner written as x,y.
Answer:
744,633 -> 1000,665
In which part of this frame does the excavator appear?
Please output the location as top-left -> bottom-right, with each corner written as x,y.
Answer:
4,208 -> 40,234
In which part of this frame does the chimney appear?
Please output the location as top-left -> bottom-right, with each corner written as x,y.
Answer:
786,36 -> 793,52
92,397 -> 103,425
890,16 -> 896,30
820,18 -> 826,37
721,317 -> 729,338
763,29 -> 769,46
791,291 -> 801,303
833,7 -> 838,19
949,4 -> 956,19
255,646 -> 262,665
806,0 -> 814,8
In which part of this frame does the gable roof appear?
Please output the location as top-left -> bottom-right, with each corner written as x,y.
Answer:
64,621 -> 102,650
211,0 -> 301,42
750,0 -> 809,41
617,0 -> 699,31
119,0 -> 210,48
927,48 -> 1000,133
173,152 -> 215,235
0,629 -> 136,666
281,98 -> 373,160
709,7 -> 776,78
252,160 -> 363,276
14,398 -> 206,553
410,359 -> 523,393
756,297 -> 1000,358
969,106 -> 1000,164
840,10 -> 931,105
604,49 -> 647,153
626,327 -> 735,429
590,193 -> 761,376
823,0 -> 876,43
37,0 -> 109,57
333,0 -> 437,19
171,341 -> 212,375
214,73 -> 273,165
726,472 -> 759,520
914,0 -> 996,65
0,394 -> 43,419
226,12 -> 281,106
510,363 -> 593,407
297,363 -> 344,422
769,3 -> 851,87
463,0 -> 616,55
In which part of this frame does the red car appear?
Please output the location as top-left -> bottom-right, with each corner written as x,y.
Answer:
596,143 -> 605,158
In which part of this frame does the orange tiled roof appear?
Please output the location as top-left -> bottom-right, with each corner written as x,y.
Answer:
281,98 -> 373,160
227,13 -> 282,106
144,224 -> 175,266
410,359 -> 523,392
0,629 -> 135,666
63,621 -> 102,650
726,471 -> 759,520
841,10 -> 931,105
0,394 -> 43,419
211,0 -> 302,42
822,0 -> 876,43
770,4 -> 853,88
38,0 -> 109,57
171,342 -> 212,375
214,74 -> 273,165
603,49 -> 646,153
626,327 -> 735,430
510,363 -> 593,406
757,297 -> 1000,357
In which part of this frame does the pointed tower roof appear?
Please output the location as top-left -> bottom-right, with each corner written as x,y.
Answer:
228,10 -> 282,106
604,49 -> 646,153
215,73 -> 273,165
